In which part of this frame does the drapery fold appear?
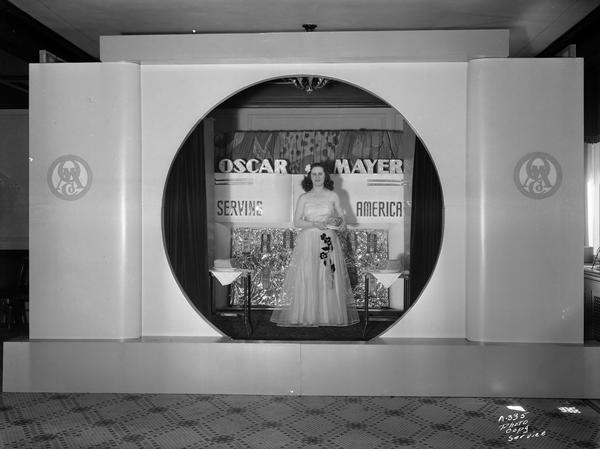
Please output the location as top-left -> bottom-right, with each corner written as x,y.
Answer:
164,125 -> 211,318
408,138 -> 444,307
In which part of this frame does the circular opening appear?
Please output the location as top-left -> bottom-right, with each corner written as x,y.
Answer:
163,76 -> 443,341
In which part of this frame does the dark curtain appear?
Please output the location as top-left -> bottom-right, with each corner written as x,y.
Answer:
163,125 -> 211,318
408,138 -> 444,307
585,56 -> 600,143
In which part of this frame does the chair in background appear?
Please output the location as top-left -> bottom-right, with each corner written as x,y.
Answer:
0,251 -> 28,331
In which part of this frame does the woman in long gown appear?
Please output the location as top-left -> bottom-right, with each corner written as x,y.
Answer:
271,163 -> 359,327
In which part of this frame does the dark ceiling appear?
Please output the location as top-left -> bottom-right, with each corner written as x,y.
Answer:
0,0 -> 388,110
0,0 -> 96,109
2,0 -> 600,110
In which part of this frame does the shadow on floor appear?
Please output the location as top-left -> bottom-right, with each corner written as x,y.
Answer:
210,309 -> 401,341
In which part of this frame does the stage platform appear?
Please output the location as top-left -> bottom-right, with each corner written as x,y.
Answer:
3,338 -> 600,397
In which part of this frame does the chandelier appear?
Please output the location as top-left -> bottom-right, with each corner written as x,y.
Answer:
287,25 -> 330,94
289,76 -> 330,94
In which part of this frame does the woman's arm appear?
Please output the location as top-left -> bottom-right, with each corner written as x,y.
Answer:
332,191 -> 346,228
293,194 -> 325,229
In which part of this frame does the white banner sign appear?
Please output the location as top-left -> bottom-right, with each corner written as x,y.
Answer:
214,174 -> 291,223
291,174 -> 405,224
215,172 -> 405,224
338,174 -> 404,224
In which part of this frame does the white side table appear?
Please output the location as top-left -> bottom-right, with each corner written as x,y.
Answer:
363,269 -> 409,338
209,267 -> 253,337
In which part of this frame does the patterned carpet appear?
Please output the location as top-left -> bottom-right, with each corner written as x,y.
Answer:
1,394 -> 599,448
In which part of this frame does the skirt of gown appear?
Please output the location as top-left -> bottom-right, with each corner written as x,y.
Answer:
271,227 -> 359,327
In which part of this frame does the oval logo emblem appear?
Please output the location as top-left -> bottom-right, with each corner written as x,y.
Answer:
47,155 -> 93,201
513,152 -> 562,199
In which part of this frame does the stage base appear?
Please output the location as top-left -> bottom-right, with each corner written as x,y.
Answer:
3,338 -> 600,397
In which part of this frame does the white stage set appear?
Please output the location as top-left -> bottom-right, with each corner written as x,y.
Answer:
4,30 -> 599,396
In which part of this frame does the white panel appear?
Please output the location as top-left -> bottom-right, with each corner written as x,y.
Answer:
384,204 -> 466,338
141,62 -> 467,338
3,340 -> 301,394
29,63 -> 142,339
100,30 -> 509,64
466,58 -> 584,343
5,340 -> 600,398
300,342 -> 593,397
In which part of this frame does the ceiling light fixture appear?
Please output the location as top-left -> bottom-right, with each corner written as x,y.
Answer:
289,76 -> 330,94
287,24 -> 328,94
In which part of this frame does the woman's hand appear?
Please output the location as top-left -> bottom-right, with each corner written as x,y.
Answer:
326,216 -> 344,230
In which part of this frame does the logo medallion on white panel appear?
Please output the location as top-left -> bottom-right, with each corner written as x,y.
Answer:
47,155 -> 93,201
513,152 -> 562,199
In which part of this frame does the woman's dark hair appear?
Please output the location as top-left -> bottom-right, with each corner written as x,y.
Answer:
301,162 -> 334,192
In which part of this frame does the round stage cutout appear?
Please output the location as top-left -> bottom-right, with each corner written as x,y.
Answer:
162,76 -> 443,340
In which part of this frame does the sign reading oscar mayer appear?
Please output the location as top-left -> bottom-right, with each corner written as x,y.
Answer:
215,158 -> 405,224
217,158 -> 404,174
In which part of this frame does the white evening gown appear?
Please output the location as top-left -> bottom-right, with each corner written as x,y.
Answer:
271,196 -> 359,327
